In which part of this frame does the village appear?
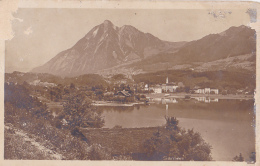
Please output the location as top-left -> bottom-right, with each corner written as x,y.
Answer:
4,72 -> 229,107
92,76 -> 254,106
145,77 -> 219,94
5,72 -> 254,107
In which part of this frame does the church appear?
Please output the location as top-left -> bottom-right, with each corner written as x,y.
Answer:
161,77 -> 179,93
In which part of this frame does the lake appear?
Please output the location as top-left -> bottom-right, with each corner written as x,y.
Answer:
99,99 -> 255,161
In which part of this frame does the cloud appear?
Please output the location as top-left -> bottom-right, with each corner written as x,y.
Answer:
24,26 -> 33,35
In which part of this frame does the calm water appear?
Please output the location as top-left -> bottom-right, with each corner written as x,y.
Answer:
98,99 -> 255,161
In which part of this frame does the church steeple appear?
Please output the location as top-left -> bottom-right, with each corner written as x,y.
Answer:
166,77 -> 169,84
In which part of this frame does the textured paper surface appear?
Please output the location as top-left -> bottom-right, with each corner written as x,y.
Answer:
0,0 -> 259,165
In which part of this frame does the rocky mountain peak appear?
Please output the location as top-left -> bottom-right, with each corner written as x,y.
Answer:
103,19 -> 112,25
101,20 -> 117,31
31,20 -> 178,76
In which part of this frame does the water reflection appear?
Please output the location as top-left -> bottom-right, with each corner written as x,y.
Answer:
99,99 -> 255,161
194,97 -> 218,103
151,97 -> 219,104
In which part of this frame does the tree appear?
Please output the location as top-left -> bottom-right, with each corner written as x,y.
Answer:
95,89 -> 104,101
50,90 -> 55,101
142,117 -> 212,161
143,129 -> 169,160
62,93 -> 104,129
165,116 -> 180,131
233,153 -> 244,162
88,144 -> 112,160
119,84 -> 126,91
184,86 -> 190,93
70,83 -> 75,89
249,152 -> 256,163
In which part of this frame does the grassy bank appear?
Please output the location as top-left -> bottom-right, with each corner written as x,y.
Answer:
80,123 -> 212,161
80,127 -> 159,156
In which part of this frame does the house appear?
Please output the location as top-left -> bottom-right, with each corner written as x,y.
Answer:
194,88 -> 205,94
205,88 -> 211,94
117,90 -> 131,97
166,83 -> 178,92
154,85 -> 162,93
144,84 -> 149,91
193,88 -> 219,94
237,89 -> 244,94
150,85 -> 162,93
104,92 -> 114,96
210,89 -> 219,94
161,84 -> 167,92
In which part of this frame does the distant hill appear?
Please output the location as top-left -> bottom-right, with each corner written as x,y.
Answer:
172,25 -> 255,63
133,69 -> 256,90
31,20 -> 185,77
127,25 -> 256,73
5,72 -> 108,87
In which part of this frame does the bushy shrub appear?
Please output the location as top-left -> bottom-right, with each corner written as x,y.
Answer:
143,117 -> 212,161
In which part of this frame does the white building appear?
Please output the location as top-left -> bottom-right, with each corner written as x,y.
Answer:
194,88 -> 219,94
150,85 -> 162,93
205,88 -> 211,94
210,89 -> 219,94
194,89 -> 205,94
144,84 -> 149,91
154,86 -> 162,93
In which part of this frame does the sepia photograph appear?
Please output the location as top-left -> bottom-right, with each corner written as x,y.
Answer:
1,0 -> 259,165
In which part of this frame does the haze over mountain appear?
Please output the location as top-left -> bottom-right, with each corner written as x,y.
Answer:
32,21 -> 256,77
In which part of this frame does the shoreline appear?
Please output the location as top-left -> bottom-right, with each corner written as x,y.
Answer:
92,101 -> 145,107
92,93 -> 254,107
146,93 -> 254,100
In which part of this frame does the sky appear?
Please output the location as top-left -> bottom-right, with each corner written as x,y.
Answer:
5,8 -> 252,73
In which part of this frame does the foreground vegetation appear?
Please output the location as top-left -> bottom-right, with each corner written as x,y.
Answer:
143,117 -> 212,161
4,83 -> 97,159
4,81 -> 213,160
81,117 -> 212,161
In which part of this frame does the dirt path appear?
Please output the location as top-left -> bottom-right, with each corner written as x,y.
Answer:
5,125 -> 63,160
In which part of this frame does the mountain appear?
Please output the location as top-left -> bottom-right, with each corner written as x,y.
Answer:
125,25 -> 256,73
32,20 -> 185,77
32,22 -> 256,77
171,25 -> 256,63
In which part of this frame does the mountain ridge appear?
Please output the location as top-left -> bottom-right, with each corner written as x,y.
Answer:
32,21 -> 256,77
32,20 -> 184,76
